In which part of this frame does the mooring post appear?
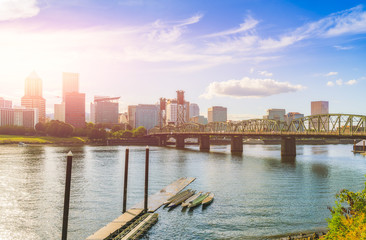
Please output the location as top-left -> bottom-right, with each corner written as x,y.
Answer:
123,148 -> 129,213
62,151 -> 73,240
144,146 -> 149,213
363,140 -> 365,152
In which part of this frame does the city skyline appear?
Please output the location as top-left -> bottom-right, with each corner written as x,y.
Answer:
0,1 -> 366,119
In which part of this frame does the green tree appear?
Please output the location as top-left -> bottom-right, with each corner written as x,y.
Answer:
325,179 -> 366,239
35,122 -> 46,134
133,126 -> 147,137
122,130 -> 133,138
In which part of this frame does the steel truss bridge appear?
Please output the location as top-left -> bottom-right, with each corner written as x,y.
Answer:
148,114 -> 366,156
149,114 -> 366,138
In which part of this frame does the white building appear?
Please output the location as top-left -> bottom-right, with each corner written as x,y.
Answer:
264,109 -> 286,121
208,106 -> 227,123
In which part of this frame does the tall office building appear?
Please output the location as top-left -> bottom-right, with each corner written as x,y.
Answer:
65,92 -> 85,128
166,99 -> 189,125
135,104 -> 159,130
54,102 -> 65,122
0,107 -> 38,128
311,101 -> 329,115
208,106 -> 227,123
263,109 -> 286,121
62,72 -> 79,101
90,96 -> 119,124
0,97 -> 12,108
21,71 -> 46,123
189,103 -> 200,118
128,105 -> 137,128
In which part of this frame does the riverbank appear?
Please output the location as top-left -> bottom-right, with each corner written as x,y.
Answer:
0,134 -> 87,145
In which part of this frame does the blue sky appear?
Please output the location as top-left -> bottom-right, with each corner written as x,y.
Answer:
0,0 -> 366,119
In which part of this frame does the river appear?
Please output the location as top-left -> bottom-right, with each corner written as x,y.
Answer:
0,144 -> 365,239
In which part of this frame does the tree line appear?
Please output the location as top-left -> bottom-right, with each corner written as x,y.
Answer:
0,121 -> 147,140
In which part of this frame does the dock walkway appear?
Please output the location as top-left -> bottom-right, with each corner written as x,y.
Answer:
86,177 -> 195,240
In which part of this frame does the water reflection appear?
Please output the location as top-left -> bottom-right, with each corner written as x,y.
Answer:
311,163 -> 329,178
311,146 -> 329,155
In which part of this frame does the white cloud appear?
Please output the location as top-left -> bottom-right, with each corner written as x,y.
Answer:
334,45 -> 354,50
204,16 -> 258,38
258,70 -> 273,77
200,77 -> 305,99
250,67 -> 254,73
325,71 -> 338,76
345,79 -> 357,85
0,0 -> 40,21
327,81 -> 335,87
336,79 -> 343,85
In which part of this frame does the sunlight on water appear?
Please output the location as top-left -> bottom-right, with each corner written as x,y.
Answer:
0,144 -> 365,239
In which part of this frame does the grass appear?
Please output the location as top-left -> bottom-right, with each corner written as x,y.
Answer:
0,135 -> 88,144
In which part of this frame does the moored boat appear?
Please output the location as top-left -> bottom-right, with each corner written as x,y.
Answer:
168,190 -> 195,208
182,191 -> 202,208
187,192 -> 209,208
202,192 -> 214,205
163,189 -> 191,205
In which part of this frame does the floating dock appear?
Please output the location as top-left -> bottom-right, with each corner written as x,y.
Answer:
86,177 -> 195,240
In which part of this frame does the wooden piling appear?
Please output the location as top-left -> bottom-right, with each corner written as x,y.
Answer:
62,151 -> 73,240
144,146 -> 149,213
123,148 -> 129,213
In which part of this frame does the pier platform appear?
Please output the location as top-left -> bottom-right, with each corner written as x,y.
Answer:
86,177 -> 195,240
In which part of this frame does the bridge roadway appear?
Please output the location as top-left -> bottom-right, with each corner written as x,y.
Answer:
148,114 -> 366,156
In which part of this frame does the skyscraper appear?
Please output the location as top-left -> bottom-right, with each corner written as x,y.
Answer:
62,72 -> 79,102
311,101 -> 329,115
208,106 -> 227,123
135,104 -> 159,130
0,97 -> 12,108
90,96 -> 119,124
21,71 -> 46,123
128,105 -> 137,128
189,103 -> 200,118
65,92 -> 85,128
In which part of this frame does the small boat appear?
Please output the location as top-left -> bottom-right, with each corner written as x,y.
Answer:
168,190 -> 195,208
182,192 -> 202,208
188,192 -> 209,208
163,189 -> 191,205
18,142 -> 27,147
202,193 -> 214,205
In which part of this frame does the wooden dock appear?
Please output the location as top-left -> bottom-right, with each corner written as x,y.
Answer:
86,177 -> 195,240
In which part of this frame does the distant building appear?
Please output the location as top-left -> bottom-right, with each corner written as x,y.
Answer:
0,97 -> 12,108
264,109 -> 286,121
208,106 -> 227,123
54,102 -> 65,122
128,105 -> 137,128
21,71 -> 46,123
166,99 -> 189,125
62,72 -> 79,102
0,107 -> 38,128
190,115 -> 208,125
135,104 -> 159,130
90,96 -> 119,124
65,92 -> 85,128
286,112 -> 304,124
189,103 -> 200,118
311,101 -> 329,115
119,112 -> 129,124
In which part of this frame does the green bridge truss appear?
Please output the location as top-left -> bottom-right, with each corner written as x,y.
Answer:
149,114 -> 366,137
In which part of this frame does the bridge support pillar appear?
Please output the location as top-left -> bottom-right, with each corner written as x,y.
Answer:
231,136 -> 243,154
176,135 -> 185,148
157,136 -> 167,146
281,136 -> 296,157
199,135 -> 210,152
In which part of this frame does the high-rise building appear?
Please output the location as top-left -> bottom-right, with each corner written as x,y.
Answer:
128,105 -> 137,128
21,71 -> 46,123
0,97 -> 12,108
311,101 -> 329,115
118,112 -> 128,124
263,109 -> 286,121
90,96 -> 119,124
65,92 -> 85,128
190,115 -> 208,125
54,102 -> 65,122
166,99 -> 189,125
208,106 -> 227,123
62,72 -> 79,102
0,107 -> 38,128
189,103 -> 200,118
135,104 -> 159,130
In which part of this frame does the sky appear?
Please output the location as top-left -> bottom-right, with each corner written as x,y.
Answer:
0,0 -> 366,120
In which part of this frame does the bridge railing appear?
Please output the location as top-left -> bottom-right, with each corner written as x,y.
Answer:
148,114 -> 366,136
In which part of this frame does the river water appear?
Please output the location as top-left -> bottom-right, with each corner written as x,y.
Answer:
0,144 -> 365,239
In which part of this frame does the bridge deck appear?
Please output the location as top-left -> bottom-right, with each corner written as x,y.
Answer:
86,177 -> 195,240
